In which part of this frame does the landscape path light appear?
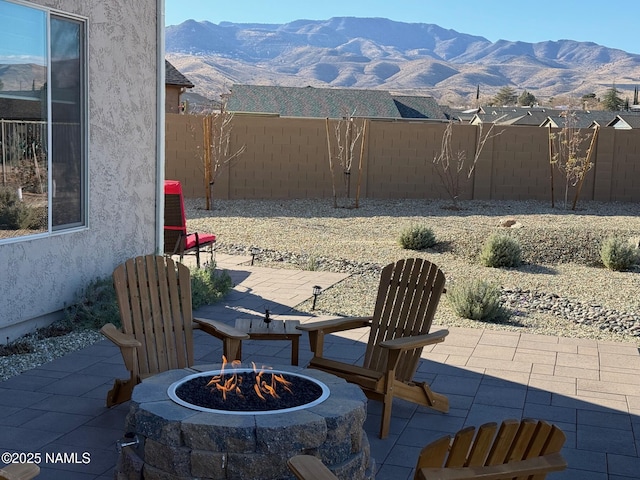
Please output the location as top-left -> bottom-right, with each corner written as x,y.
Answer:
312,285 -> 322,310
250,247 -> 259,266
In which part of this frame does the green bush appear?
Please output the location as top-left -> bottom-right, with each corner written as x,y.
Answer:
191,262 -> 233,309
448,279 -> 508,322
600,237 -> 638,271
305,255 -> 319,271
479,233 -> 522,268
399,225 -> 436,250
0,187 -> 41,229
64,277 -> 120,329
61,262 -> 233,332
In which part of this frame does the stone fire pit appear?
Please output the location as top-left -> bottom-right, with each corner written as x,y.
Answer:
115,364 -> 373,480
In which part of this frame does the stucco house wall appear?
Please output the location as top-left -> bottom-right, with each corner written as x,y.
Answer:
0,0 -> 161,341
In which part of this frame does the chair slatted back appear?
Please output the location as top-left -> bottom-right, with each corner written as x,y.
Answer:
164,181 -> 187,256
113,255 -> 194,378
415,419 -> 566,479
364,258 -> 445,381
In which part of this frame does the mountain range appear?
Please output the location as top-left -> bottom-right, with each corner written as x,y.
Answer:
166,17 -> 640,106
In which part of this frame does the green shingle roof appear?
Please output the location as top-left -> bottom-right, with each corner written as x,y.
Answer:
392,95 -> 448,120
226,85 -> 403,119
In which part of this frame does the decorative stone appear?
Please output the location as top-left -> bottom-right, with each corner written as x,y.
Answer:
189,450 -> 227,478
226,452 -> 290,480
255,409 -> 327,454
182,413 -> 256,452
115,446 -> 144,480
499,218 -> 517,227
144,438 -> 191,476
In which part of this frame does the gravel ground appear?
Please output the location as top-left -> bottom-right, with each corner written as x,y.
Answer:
2,197 -> 638,381
189,197 -> 640,346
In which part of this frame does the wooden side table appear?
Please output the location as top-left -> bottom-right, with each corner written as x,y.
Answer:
234,318 -> 302,366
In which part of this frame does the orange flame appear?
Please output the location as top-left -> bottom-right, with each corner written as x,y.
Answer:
206,357 -> 293,402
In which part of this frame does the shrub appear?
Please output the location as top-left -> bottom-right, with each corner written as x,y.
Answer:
479,233 -> 522,268
0,187 -> 41,230
305,255 -> 319,271
600,237 -> 638,271
399,225 -> 436,250
64,277 -> 120,329
448,279 -> 508,322
0,339 -> 34,357
191,262 -> 233,309
61,262 -> 233,332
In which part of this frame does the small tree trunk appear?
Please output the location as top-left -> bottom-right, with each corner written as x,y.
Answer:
355,120 -> 367,208
548,125 -> 555,208
325,118 -> 337,208
203,115 -> 212,210
571,126 -> 599,210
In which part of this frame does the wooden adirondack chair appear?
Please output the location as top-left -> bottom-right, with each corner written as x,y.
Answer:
297,258 -> 449,439
101,255 -> 248,406
288,419 -> 567,480
164,180 -> 216,268
414,418 -> 567,480
0,463 -> 40,480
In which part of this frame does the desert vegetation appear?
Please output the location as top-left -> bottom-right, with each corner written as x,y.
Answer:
187,197 -> 640,344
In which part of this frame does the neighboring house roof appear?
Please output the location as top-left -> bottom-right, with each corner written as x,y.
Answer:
542,111 -> 621,129
476,106 -> 551,124
0,91 -> 44,121
165,60 -> 194,88
226,84 -> 403,119
391,95 -> 448,120
447,107 -> 480,122
469,112 -> 522,125
470,108 -> 531,125
0,90 -> 42,101
472,108 -> 638,129
573,111 -> 617,128
508,111 -> 549,126
480,106 -> 548,115
0,96 -> 43,121
607,114 -> 640,129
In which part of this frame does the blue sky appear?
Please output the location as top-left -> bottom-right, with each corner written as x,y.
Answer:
0,0 -> 46,64
165,0 -> 640,54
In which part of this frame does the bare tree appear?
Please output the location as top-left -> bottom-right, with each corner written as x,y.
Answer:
325,111 -> 366,208
549,111 -> 597,210
432,120 -> 504,209
202,107 -> 246,210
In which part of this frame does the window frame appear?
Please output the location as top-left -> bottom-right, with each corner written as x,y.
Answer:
0,0 -> 89,244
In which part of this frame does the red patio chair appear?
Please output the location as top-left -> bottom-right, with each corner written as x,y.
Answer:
164,180 -> 216,268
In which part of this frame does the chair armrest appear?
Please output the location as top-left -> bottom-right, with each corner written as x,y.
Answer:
100,323 -> 141,348
379,329 -> 449,351
296,316 -> 372,334
417,452 -> 567,480
193,317 -> 249,340
297,317 -> 372,360
287,455 -> 338,480
0,463 -> 41,480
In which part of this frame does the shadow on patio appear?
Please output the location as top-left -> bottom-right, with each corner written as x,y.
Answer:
0,255 -> 638,479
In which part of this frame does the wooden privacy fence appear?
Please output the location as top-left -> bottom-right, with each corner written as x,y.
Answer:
165,113 -> 640,203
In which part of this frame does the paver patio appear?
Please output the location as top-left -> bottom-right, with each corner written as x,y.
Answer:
0,254 -> 638,479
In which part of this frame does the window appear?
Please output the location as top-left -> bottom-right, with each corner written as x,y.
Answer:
0,0 -> 87,241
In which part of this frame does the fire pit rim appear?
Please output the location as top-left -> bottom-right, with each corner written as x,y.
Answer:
167,368 -> 330,415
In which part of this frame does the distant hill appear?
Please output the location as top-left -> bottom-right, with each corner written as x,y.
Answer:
0,63 -> 46,91
165,17 -> 640,106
